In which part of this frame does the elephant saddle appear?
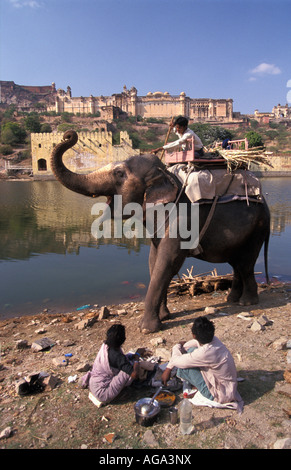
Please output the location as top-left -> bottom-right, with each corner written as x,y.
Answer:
167,165 -> 262,203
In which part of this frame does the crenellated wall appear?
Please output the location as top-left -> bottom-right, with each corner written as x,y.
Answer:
31,130 -> 140,177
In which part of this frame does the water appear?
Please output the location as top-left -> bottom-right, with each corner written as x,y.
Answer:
0,177 -> 290,319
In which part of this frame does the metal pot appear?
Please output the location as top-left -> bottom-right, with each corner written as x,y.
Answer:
134,398 -> 161,426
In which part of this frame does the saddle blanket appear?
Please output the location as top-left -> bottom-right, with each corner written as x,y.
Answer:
167,165 -> 262,203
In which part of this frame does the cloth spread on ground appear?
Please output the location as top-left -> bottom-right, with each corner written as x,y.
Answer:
167,165 -> 262,203
188,389 -> 243,414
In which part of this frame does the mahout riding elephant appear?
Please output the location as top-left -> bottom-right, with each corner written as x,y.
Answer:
51,130 -> 270,334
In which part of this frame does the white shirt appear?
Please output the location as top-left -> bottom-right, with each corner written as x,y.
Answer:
167,336 -> 243,407
163,128 -> 203,151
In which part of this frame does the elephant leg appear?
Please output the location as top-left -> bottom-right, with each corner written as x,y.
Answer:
238,264 -> 259,306
140,240 -> 186,334
149,243 -> 170,322
230,257 -> 259,306
227,267 -> 243,303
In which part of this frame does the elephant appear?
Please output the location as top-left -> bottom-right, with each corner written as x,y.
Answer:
51,130 -> 270,334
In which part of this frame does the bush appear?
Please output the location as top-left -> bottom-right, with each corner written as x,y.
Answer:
145,117 -> 166,124
245,130 -> 264,148
189,123 -> 233,146
128,131 -> 141,148
249,119 -> 259,129
23,114 -> 41,133
0,144 -> 13,155
1,122 -> 26,145
57,123 -> 77,132
40,123 -> 52,133
265,130 -> 279,140
61,112 -> 74,123
3,105 -> 17,119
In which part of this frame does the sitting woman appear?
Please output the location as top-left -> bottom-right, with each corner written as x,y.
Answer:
80,323 -> 140,405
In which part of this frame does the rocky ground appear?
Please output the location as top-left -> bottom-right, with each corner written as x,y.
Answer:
0,282 -> 291,450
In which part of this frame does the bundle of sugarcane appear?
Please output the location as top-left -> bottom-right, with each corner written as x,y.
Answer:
204,146 -> 274,171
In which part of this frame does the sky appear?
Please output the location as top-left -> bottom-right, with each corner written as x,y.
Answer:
0,0 -> 290,115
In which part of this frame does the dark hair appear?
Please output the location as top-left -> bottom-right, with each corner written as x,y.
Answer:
105,323 -> 126,349
191,316 -> 215,344
174,116 -> 188,128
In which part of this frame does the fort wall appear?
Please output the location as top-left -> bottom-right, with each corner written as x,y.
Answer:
31,130 -> 140,177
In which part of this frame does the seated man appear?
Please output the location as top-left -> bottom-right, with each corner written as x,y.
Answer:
161,316 -> 243,410
151,116 -> 204,158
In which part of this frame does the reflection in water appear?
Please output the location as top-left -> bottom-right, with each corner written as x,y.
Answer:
0,178 -> 290,318
261,178 -> 291,236
0,181 -> 148,260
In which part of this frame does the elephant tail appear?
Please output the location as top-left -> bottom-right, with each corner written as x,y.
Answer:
264,226 -> 270,285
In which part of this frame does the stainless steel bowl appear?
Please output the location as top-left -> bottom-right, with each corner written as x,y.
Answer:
134,397 -> 161,426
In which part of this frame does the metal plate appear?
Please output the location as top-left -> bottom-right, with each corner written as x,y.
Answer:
155,390 -> 176,407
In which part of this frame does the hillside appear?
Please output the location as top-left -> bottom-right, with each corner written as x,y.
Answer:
0,109 -> 291,178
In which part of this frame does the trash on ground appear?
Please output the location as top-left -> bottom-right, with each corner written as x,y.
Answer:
76,304 -> 91,311
31,337 -> 55,352
68,375 -> 78,383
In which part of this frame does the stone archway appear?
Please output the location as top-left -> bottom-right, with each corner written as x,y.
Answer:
37,158 -> 47,171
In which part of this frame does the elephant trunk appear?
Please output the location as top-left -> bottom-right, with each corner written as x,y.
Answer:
50,130 -> 115,198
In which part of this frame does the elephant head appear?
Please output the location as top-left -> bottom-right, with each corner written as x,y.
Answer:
51,130 -> 179,211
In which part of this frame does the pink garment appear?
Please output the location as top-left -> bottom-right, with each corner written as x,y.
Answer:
167,336 -> 243,408
81,343 -> 133,404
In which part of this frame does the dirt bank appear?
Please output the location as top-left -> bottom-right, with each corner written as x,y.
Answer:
0,283 -> 290,450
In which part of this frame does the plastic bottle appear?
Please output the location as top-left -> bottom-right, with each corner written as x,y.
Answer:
179,392 -> 193,435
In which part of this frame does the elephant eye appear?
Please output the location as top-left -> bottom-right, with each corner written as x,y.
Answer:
114,168 -> 125,179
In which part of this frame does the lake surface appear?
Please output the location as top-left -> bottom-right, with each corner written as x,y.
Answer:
0,177 -> 290,319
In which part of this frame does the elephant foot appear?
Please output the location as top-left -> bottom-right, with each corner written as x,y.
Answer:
139,317 -> 162,334
227,293 -> 241,304
238,295 -> 259,306
159,307 -> 170,322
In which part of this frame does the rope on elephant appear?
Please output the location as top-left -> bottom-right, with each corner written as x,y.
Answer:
146,164 -> 193,238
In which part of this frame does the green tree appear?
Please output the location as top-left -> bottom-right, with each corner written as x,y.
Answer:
1,122 -> 26,145
189,123 -> 233,146
0,144 -> 13,155
40,123 -> 52,133
61,112 -> 73,123
3,105 -> 17,119
249,119 -> 259,129
57,123 -> 77,132
245,130 -> 264,148
23,114 -> 41,133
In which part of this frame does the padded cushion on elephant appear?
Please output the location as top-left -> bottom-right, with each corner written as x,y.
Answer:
167,166 -> 261,203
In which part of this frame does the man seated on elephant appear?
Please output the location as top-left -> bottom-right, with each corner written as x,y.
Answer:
151,116 -> 204,158
161,316 -> 243,411
80,323 -> 149,405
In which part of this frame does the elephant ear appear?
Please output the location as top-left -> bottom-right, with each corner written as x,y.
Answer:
144,168 -> 178,205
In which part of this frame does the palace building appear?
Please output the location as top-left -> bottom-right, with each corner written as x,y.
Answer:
47,84 -> 234,123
